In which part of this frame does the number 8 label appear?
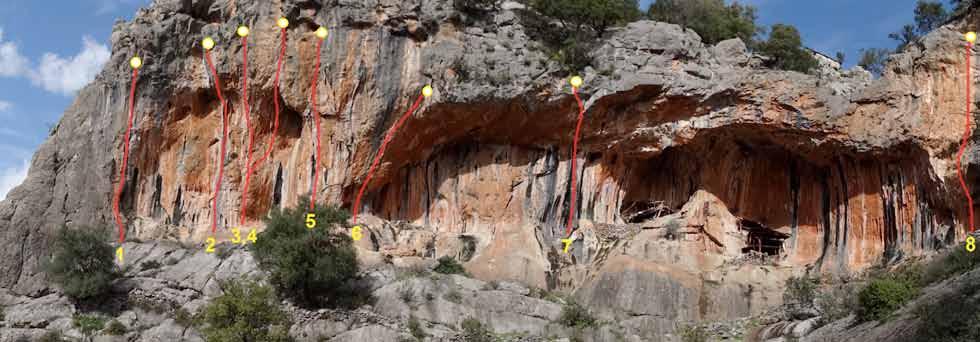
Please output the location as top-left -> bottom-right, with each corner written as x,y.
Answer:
967,236 -> 976,253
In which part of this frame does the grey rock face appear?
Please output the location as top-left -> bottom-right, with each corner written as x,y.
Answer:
1,0 -> 978,340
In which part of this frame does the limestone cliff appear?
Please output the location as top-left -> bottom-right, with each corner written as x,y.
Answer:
0,0 -> 978,339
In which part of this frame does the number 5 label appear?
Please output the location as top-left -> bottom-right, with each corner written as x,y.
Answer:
305,213 -> 316,229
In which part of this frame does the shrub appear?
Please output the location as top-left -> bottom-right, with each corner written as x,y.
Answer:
914,281 -> 980,341
815,282 -> 859,326
173,308 -> 194,327
399,286 -> 415,304
46,227 -> 117,300
105,319 -> 126,335
460,317 -> 493,342
558,300 -> 597,328
647,0 -> 759,45
37,330 -> 64,342
215,243 -> 235,260
678,324 -> 709,342
199,279 -> 293,342
921,246 -> 980,286
434,256 -> 467,275
251,198 -> 361,308
783,276 -> 820,309
856,277 -> 918,322
454,0 -> 500,15
72,313 -> 106,337
140,260 -> 162,271
407,316 -> 427,340
444,289 -> 463,304
755,24 -> 818,74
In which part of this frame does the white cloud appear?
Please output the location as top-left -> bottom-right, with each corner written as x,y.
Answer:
0,159 -> 28,201
0,28 -> 31,78
0,100 -> 10,112
29,36 -> 110,96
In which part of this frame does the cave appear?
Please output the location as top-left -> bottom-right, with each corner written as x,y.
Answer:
739,218 -> 789,256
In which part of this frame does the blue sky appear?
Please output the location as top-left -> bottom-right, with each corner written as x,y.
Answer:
0,0 -> 930,199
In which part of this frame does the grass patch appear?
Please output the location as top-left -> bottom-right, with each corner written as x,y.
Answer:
407,316 -> 427,340
460,317 -> 493,342
72,313 -> 106,337
678,324 -> 709,342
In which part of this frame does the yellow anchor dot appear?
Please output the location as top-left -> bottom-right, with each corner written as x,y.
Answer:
129,56 -> 142,69
202,37 -> 216,50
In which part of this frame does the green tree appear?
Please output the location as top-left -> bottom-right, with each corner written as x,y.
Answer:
199,280 -> 292,342
858,48 -> 890,76
835,51 -> 845,65
250,198 -> 361,308
950,0 -> 978,15
529,0 -> 642,35
46,227 -> 117,300
647,0 -> 759,45
755,24 -> 819,73
889,24 -> 920,51
914,0 -> 949,33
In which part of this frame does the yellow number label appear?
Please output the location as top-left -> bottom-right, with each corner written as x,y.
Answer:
116,247 -> 124,263
561,238 -> 573,254
206,237 -> 216,253
247,229 -> 257,243
351,226 -> 363,241
967,236 -> 976,253
231,228 -> 242,244
305,213 -> 316,229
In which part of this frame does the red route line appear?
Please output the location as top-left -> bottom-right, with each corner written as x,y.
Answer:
309,38 -> 324,211
251,28 -> 287,175
565,88 -> 586,236
959,41 -> 975,233
112,67 -> 139,243
204,50 -> 229,235
239,35 -> 255,226
351,93 -> 426,224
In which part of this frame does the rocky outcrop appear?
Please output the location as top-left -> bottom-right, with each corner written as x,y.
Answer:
1,0 -> 978,339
